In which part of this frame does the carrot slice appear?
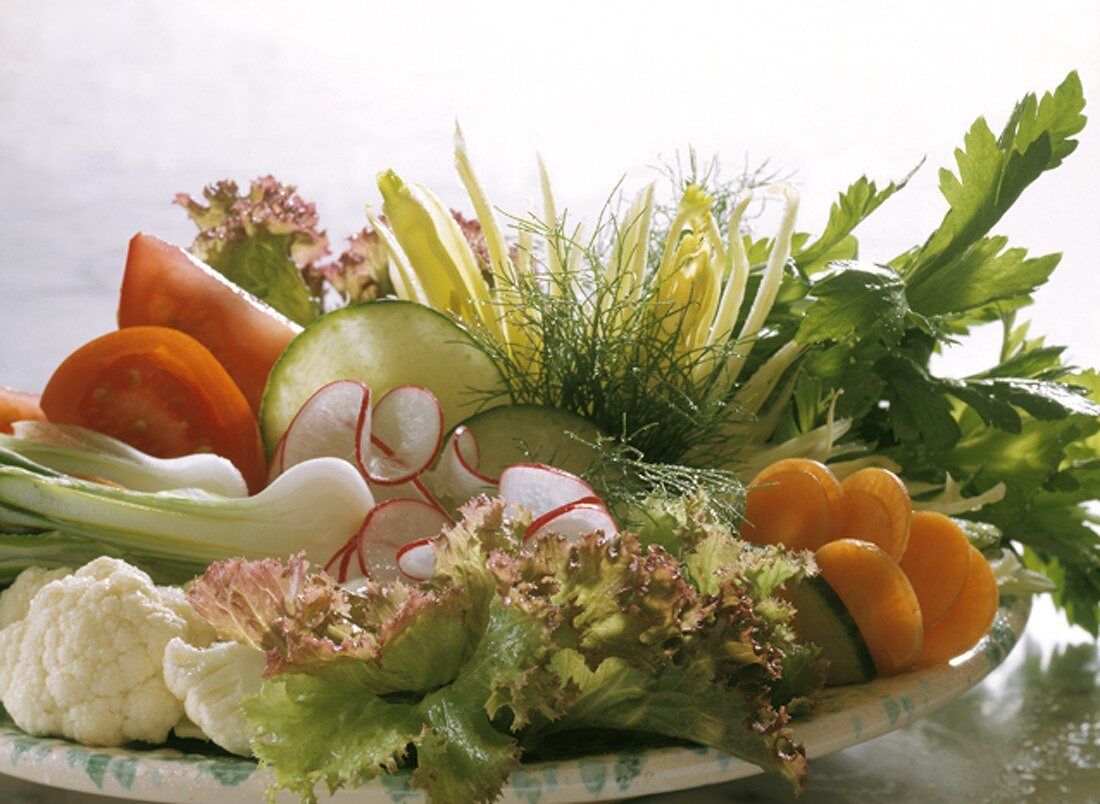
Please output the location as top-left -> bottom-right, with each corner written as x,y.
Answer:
836,468 -> 912,560
767,458 -> 843,511
816,538 -> 923,675
916,545 -> 999,667
899,512 -> 971,628
741,460 -> 837,551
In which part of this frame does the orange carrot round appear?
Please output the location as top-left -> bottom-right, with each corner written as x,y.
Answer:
816,538 -> 923,675
836,468 -> 912,560
916,545 -> 999,667
899,512 -> 971,628
741,459 -> 839,551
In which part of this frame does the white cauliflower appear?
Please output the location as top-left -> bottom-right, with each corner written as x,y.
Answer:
163,638 -> 265,756
0,566 -> 72,628
0,557 -> 214,746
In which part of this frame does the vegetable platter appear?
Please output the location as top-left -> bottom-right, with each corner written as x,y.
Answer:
0,72 -> 1095,804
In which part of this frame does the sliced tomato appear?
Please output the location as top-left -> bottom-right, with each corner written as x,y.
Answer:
118,233 -> 301,414
0,386 -> 46,434
41,327 -> 266,492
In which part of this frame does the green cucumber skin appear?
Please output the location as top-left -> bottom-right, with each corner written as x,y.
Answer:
790,575 -> 876,686
455,404 -> 602,477
260,300 -> 507,455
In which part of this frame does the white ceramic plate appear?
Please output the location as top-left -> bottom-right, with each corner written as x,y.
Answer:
0,595 -> 1030,803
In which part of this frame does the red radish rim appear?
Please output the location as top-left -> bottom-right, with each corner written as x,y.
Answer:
358,497 -> 455,532
359,386 -> 446,486
281,379 -> 370,470
523,498 -> 616,543
353,498 -> 452,581
325,535 -> 364,584
360,434 -> 424,487
410,476 -> 450,516
267,434 -> 288,484
500,462 -> 598,496
451,426 -> 498,484
395,537 -> 435,580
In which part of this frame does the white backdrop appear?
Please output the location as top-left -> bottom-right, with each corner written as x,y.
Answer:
1,0 -> 1097,383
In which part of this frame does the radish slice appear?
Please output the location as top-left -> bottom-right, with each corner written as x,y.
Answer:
267,436 -> 287,484
325,537 -> 366,584
423,426 -> 498,504
281,380 -> 371,471
369,473 -> 448,512
396,538 -> 436,581
355,498 -> 453,583
360,386 -> 444,485
525,500 -> 618,543
498,463 -> 598,519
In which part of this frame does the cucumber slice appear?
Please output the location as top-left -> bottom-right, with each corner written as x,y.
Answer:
457,405 -> 602,477
788,575 -> 876,686
260,300 -> 506,455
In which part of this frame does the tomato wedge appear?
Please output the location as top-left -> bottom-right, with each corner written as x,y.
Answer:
40,327 -> 266,492
0,386 -> 46,434
118,233 -> 301,414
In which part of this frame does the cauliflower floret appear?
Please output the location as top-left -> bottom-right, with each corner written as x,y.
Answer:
0,566 -> 73,628
163,638 -> 265,756
0,556 -> 214,746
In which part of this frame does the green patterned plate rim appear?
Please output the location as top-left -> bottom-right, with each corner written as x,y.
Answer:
0,595 -> 1030,802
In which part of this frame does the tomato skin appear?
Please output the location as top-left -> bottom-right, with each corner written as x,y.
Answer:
41,327 -> 266,493
0,386 -> 46,434
118,233 -> 300,414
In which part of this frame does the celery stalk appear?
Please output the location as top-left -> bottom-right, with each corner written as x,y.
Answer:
0,452 -> 374,568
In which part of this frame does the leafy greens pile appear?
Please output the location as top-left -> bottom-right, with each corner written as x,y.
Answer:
187,498 -> 819,802
176,72 -> 1099,634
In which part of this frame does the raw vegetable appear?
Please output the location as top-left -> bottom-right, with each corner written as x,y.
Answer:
175,178 -> 327,326
916,545 -> 999,666
259,300 -> 506,454
0,565 -> 71,629
275,379 -> 369,473
898,511 -> 971,627
453,404 -> 601,477
814,538 -> 923,675
327,498 -> 452,584
0,530 -> 203,587
498,462 -> 599,519
741,459 -> 837,550
118,233 -> 301,413
0,451 -> 375,571
786,575 -> 875,686
162,638 -> 265,756
350,73 -> 1098,631
40,326 -> 267,493
187,497 -> 817,801
836,468 -> 912,560
0,386 -> 45,434
1,421 -> 248,497
0,557 -> 214,747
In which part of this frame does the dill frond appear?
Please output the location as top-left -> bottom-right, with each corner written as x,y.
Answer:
579,433 -> 745,528
470,209 -> 754,464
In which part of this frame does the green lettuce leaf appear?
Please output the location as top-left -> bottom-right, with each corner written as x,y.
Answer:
532,650 -> 807,791
176,177 -> 326,325
243,600 -> 553,804
191,498 -> 817,801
